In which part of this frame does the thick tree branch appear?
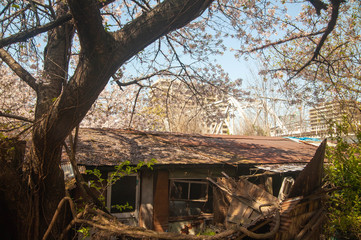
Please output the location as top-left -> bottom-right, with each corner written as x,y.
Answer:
0,49 -> 38,91
0,0 -> 116,49
113,0 -> 213,58
55,198 -> 239,240
41,0 -> 214,147
67,0 -> 110,53
53,197 -> 280,240
311,0 -> 341,61
308,0 -> 328,15
287,0 -> 343,82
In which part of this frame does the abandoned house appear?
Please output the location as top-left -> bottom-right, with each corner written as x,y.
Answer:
62,128 -> 321,235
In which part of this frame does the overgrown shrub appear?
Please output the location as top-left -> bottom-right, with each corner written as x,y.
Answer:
324,118 -> 361,239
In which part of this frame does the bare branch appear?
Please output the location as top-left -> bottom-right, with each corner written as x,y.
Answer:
131,0 -> 150,12
0,111 -> 33,123
42,197 -> 77,240
114,69 -> 174,89
0,4 -> 30,24
63,128 -> 111,213
0,1 -> 14,16
128,86 -> 143,128
115,79 -> 142,88
239,30 -> 325,54
0,49 -> 38,91
0,13 -> 72,49
140,0 -> 152,10
29,0 -> 41,26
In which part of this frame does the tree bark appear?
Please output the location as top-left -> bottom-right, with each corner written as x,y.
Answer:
0,140 -> 30,240
0,2 -> 76,239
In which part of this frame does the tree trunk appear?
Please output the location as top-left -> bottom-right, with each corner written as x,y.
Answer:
0,0 -> 214,239
0,139 -> 30,240
0,2 -> 75,239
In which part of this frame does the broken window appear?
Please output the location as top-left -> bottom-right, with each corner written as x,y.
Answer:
170,180 -> 208,201
61,162 -> 74,180
107,174 -> 139,218
169,179 -> 212,217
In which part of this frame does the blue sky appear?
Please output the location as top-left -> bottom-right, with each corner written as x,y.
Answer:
209,1 -> 306,87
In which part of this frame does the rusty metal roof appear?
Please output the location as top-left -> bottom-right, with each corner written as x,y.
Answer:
67,128 -> 319,166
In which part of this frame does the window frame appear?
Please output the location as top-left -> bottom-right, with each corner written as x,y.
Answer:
169,179 -> 209,202
106,173 -> 140,219
61,162 -> 74,180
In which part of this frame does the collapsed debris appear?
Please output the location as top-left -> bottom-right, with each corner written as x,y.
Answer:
207,139 -> 327,239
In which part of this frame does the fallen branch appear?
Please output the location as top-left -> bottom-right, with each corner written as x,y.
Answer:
45,194 -> 282,240
40,197 -> 234,239
294,209 -> 325,240
42,197 -> 77,240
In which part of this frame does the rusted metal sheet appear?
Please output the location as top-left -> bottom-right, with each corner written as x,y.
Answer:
255,163 -> 307,173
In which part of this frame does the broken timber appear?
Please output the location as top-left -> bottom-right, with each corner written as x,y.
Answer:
209,139 -> 327,240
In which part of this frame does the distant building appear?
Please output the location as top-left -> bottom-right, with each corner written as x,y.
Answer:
271,113 -> 308,137
309,100 -> 361,137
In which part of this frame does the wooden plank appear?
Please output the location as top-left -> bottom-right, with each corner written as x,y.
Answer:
213,185 -> 230,225
153,170 -> 169,232
227,199 -> 258,225
288,140 -> 326,198
213,176 -> 279,226
210,178 -> 259,211
294,209 -> 324,240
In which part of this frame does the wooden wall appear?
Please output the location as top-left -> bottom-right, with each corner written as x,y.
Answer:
139,170 -> 154,229
153,170 -> 169,232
